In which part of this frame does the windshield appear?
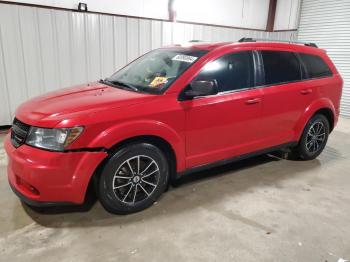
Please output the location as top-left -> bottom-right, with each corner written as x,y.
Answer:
106,48 -> 208,94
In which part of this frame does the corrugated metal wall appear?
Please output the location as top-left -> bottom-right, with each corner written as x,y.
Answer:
0,3 -> 297,125
298,0 -> 350,117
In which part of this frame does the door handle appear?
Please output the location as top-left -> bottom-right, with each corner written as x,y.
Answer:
245,98 -> 261,105
300,89 -> 312,95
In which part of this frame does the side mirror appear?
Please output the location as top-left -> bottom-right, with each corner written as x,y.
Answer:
184,80 -> 218,99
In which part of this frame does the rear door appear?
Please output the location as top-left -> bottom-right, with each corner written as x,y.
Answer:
258,50 -> 316,146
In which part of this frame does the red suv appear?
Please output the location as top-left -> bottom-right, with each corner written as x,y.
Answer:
4,38 -> 342,214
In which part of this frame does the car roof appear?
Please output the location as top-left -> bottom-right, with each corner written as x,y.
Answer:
167,41 -> 325,55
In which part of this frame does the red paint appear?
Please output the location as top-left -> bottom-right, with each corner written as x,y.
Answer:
4,41 -> 342,204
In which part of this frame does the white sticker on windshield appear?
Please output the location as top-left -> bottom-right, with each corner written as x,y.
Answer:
172,54 -> 198,63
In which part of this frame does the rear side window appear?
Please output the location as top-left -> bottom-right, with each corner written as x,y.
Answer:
261,51 -> 302,85
299,53 -> 333,79
194,51 -> 255,92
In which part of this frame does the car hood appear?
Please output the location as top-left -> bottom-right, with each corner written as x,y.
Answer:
15,82 -> 158,127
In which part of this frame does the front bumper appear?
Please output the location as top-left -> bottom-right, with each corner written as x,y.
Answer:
4,134 -> 107,205
9,182 -> 73,207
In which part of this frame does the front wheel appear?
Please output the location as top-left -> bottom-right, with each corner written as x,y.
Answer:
292,114 -> 330,160
98,143 -> 169,215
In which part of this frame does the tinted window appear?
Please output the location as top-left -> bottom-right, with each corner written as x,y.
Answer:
194,51 -> 254,92
261,51 -> 302,85
299,53 -> 332,79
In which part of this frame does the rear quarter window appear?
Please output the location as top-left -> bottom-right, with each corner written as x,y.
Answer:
299,53 -> 333,79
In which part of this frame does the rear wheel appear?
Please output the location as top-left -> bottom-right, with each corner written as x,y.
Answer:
98,143 -> 169,214
292,114 -> 330,160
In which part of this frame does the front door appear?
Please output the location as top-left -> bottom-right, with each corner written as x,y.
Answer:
181,51 -> 265,168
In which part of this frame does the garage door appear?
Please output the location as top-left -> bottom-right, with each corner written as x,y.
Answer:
298,0 -> 350,117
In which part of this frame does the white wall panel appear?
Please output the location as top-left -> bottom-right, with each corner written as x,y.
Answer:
6,0 -> 271,30
201,25 -> 212,42
288,0 -> 301,30
274,0 -> 301,30
175,0 -> 270,30
162,22 -> 173,46
127,18 -> 140,62
114,17 -> 128,70
0,5 -> 28,117
176,0 -> 245,28
139,19 -> 152,55
54,10 -> 73,88
19,7 -> 44,97
86,13 -> 101,81
4,0 -> 169,20
37,8 -> 60,92
151,20 -> 162,49
192,25 -> 204,41
71,12 -> 88,84
242,0 -> 269,29
298,0 -> 350,117
0,27 -> 11,125
0,3 -> 297,125
100,15 -> 115,77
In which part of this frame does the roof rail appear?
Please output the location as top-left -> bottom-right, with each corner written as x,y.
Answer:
238,37 -> 318,48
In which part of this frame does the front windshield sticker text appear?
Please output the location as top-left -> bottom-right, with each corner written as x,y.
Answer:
172,54 -> 198,63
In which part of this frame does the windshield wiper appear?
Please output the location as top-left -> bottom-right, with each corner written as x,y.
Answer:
100,79 -> 139,92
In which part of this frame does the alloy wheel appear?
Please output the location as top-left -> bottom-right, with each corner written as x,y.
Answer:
306,121 -> 326,154
112,155 -> 160,204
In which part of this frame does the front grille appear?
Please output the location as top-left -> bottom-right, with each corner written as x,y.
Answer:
11,118 -> 30,148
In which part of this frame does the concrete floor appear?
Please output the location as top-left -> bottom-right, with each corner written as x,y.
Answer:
0,118 -> 350,262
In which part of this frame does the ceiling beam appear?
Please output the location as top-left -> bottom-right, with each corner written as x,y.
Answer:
266,0 -> 278,32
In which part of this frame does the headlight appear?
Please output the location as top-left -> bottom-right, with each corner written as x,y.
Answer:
26,126 -> 84,151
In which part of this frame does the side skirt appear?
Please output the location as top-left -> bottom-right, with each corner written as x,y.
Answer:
176,142 -> 298,178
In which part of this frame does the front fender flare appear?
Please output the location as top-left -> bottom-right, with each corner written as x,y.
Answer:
87,120 -> 186,172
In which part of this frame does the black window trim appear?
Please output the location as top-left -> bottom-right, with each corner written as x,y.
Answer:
295,52 -> 308,79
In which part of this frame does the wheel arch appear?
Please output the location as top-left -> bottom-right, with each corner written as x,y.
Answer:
107,135 -> 177,182
313,108 -> 334,132
87,119 -> 185,166
86,134 -> 179,201
294,98 -> 336,141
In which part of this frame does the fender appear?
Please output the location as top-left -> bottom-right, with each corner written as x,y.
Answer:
87,119 -> 186,172
293,98 -> 336,141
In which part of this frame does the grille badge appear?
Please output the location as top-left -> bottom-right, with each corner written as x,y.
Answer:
11,118 -> 30,148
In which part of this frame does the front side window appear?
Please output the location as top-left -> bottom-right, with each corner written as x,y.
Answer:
106,48 -> 208,94
194,51 -> 255,93
261,51 -> 302,85
299,53 -> 333,79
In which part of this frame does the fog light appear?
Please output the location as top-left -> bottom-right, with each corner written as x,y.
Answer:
29,186 -> 40,195
16,176 -> 40,196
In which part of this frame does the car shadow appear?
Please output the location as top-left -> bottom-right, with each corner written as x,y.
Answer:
22,151 -> 321,228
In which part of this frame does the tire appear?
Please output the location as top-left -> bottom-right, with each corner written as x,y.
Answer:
98,143 -> 169,215
292,114 -> 330,160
